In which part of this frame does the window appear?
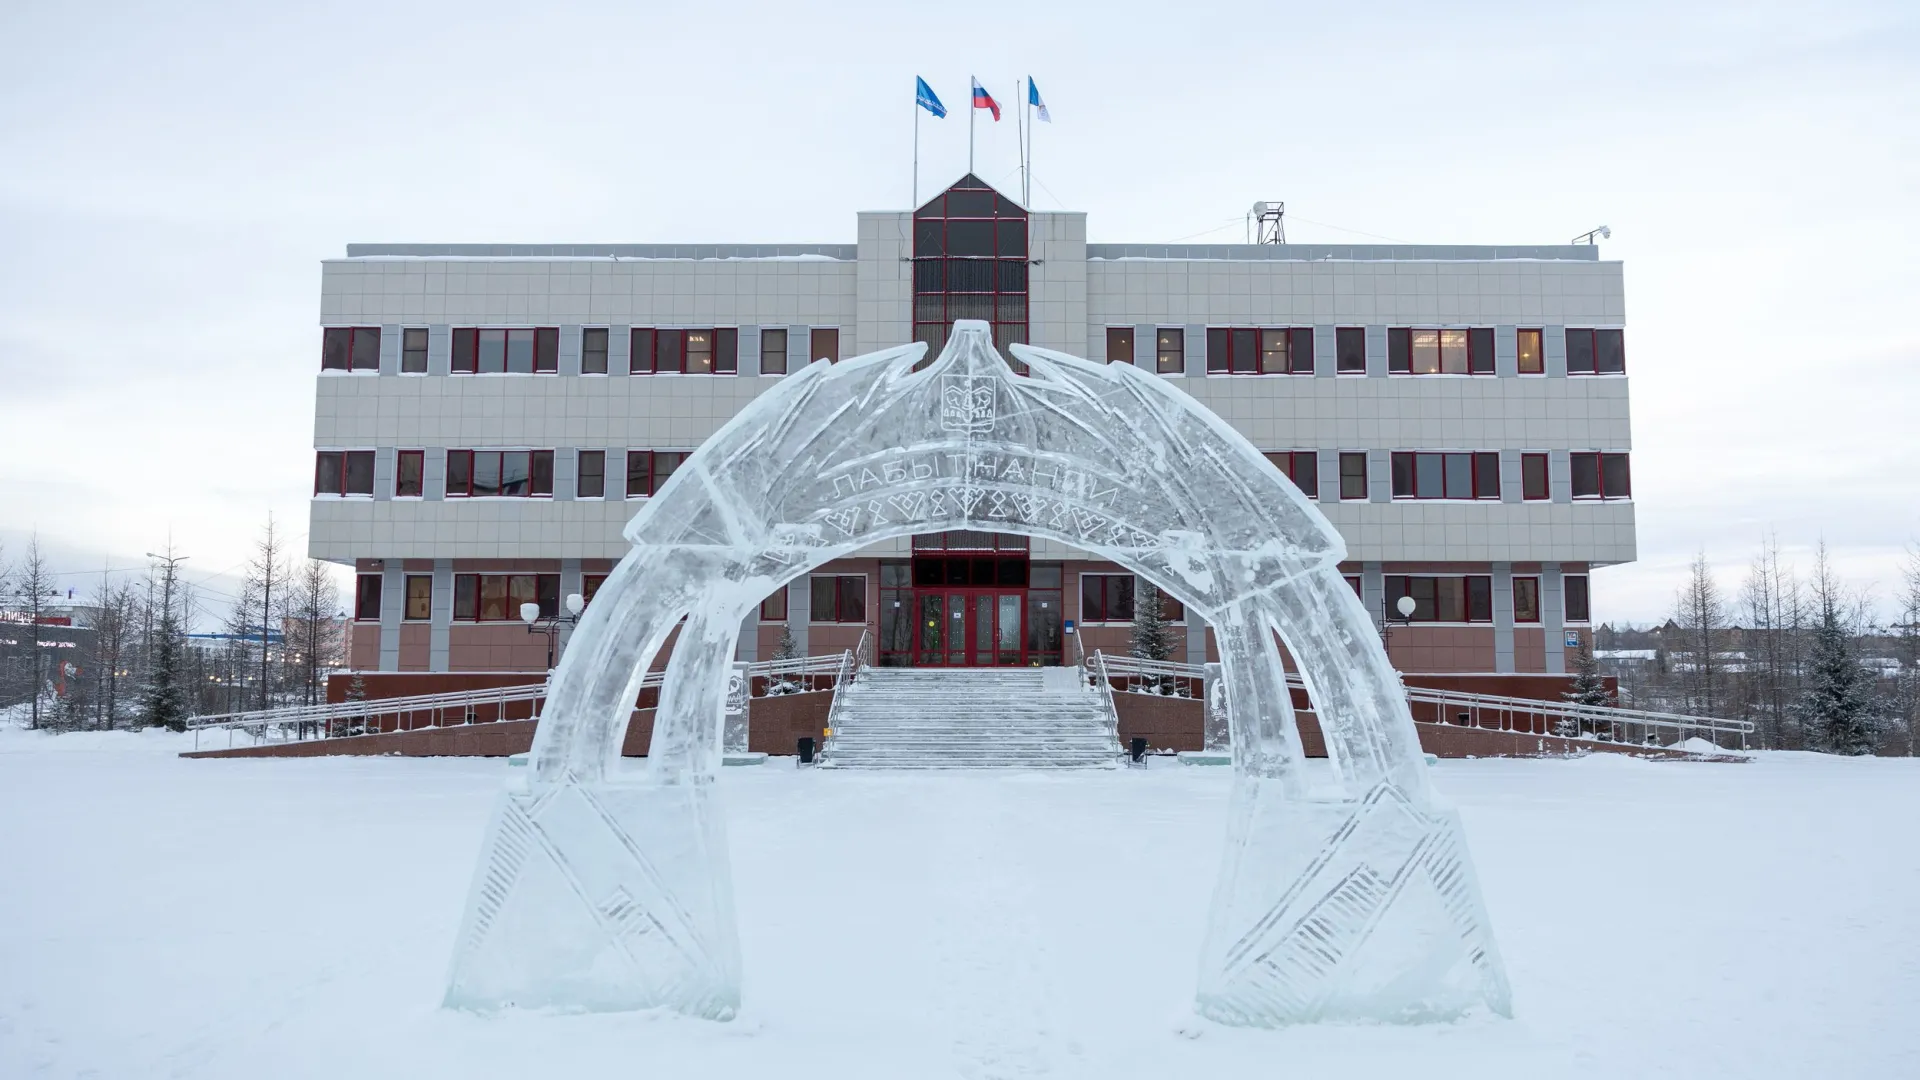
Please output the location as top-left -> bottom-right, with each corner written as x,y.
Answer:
809,575 -> 865,623
1570,452 -> 1631,499
1339,452 -> 1370,500
1390,452 -> 1500,499
1080,573 -> 1135,622
581,574 -> 607,607
354,574 -> 382,620
1207,327 -> 1313,375
1387,327 -> 1494,374
1155,328 -> 1184,374
810,328 -> 839,364
911,531 -> 1029,552
450,328 -> 559,374
395,450 -> 424,498
321,327 -> 380,372
761,328 -> 787,375
912,176 -> 1028,363
576,450 -> 605,499
1336,327 -> 1367,374
452,574 -> 560,621
1106,327 -> 1134,364
1344,574 -> 1363,598
1565,575 -> 1591,623
1512,576 -> 1541,623
630,328 -> 738,374
401,328 -> 428,374
625,450 -> 689,498
1385,575 -> 1494,623
404,575 -> 433,621
1517,328 -> 1544,375
581,328 -> 609,375
760,587 -> 788,622
1264,451 -> 1319,498
314,450 -> 375,496
445,450 -> 555,497
1519,453 -> 1550,501
1565,328 -> 1625,375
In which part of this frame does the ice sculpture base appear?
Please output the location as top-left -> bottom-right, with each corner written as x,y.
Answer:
444,777 -> 741,1018
1197,776 -> 1512,1026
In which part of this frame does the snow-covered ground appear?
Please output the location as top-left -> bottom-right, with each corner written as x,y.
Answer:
2,728 -> 1916,1079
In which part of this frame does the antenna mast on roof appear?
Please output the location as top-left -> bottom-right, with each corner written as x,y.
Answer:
1249,201 -> 1286,244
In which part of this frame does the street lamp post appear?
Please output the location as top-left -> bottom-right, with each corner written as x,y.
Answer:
521,593 -> 586,669
1382,594 -> 1418,666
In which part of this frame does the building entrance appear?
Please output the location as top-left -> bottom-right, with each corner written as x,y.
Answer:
878,531 -> 1065,668
913,589 -> 1024,666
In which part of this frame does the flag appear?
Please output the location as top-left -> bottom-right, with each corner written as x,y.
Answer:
915,77 -> 946,118
1028,78 -> 1050,123
971,77 -> 1001,121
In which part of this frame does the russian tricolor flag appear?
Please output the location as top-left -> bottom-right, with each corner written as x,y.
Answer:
971,77 -> 1001,121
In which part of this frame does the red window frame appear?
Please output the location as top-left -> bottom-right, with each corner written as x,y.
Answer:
808,575 -> 866,623
1344,574 -> 1363,598
1386,327 -> 1494,375
1384,575 -> 1494,623
1564,575 -> 1591,623
444,450 -> 555,498
1106,327 -> 1134,364
1570,452 -> 1631,499
1565,328 -> 1626,375
353,574 -> 382,620
1208,327 -> 1314,375
1520,453 -> 1550,501
1516,328 -> 1545,375
759,588 -> 788,622
403,575 -> 433,621
911,180 -> 1029,368
1335,327 -> 1367,374
314,450 -> 375,496
395,450 -> 425,498
625,450 -> 689,498
1512,576 -> 1542,623
451,573 -> 560,622
1079,573 -> 1136,623
1390,452 -> 1501,500
322,327 -> 381,372
629,328 -> 739,374
449,327 -> 559,374
582,574 -> 607,608
809,328 -> 840,364
1264,451 -> 1319,498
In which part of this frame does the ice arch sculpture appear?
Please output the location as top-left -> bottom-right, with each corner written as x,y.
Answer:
444,320 -> 1512,1024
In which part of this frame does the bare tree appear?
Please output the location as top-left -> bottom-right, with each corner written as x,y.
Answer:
12,535 -> 56,730
239,513 -> 290,711
1741,533 -> 1807,748
1671,550 -> 1727,718
285,559 -> 342,708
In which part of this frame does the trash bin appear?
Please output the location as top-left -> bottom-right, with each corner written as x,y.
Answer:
797,736 -> 816,764
1129,737 -> 1148,763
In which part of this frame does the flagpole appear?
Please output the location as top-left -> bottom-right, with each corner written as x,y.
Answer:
1026,85 -> 1035,207
1017,78 -> 1026,206
912,87 -> 919,209
968,87 -> 975,175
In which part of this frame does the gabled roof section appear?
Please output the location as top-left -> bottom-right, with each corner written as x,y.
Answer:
916,173 -> 1026,217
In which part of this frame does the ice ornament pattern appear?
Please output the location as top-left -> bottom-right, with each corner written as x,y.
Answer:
442,320 -> 1512,1024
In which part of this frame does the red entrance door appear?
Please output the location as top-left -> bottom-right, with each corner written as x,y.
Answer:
913,590 -> 1025,666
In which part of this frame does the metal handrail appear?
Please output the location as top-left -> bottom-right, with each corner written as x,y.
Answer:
819,646 -> 859,763
1089,651 -> 1122,757
1085,652 -> 1755,747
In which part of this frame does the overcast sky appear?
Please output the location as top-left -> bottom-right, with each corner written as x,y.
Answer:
1,0 -> 1915,625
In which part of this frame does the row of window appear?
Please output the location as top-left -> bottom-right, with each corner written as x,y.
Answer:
324,324 -> 1623,377
322,326 -> 841,375
1365,573 -> 1592,624
1104,326 -> 1622,376
1272,450 -> 1630,501
318,447 -> 1632,501
353,572 -> 612,622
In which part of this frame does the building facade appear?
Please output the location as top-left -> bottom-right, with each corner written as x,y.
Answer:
312,175 -> 1632,694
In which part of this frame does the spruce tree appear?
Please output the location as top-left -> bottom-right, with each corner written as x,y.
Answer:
1564,641 -> 1615,707
143,602 -> 187,732
768,628 -> 799,695
1794,603 -> 1880,756
1129,581 -> 1173,663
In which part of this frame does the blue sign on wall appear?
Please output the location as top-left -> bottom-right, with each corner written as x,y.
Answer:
1063,619 -> 1076,635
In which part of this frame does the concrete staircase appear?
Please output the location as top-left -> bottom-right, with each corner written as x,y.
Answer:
824,667 -> 1121,769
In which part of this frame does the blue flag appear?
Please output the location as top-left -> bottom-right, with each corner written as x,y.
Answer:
1028,77 -> 1050,122
916,77 -> 947,118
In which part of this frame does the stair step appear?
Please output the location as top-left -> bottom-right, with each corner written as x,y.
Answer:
821,667 -> 1121,771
